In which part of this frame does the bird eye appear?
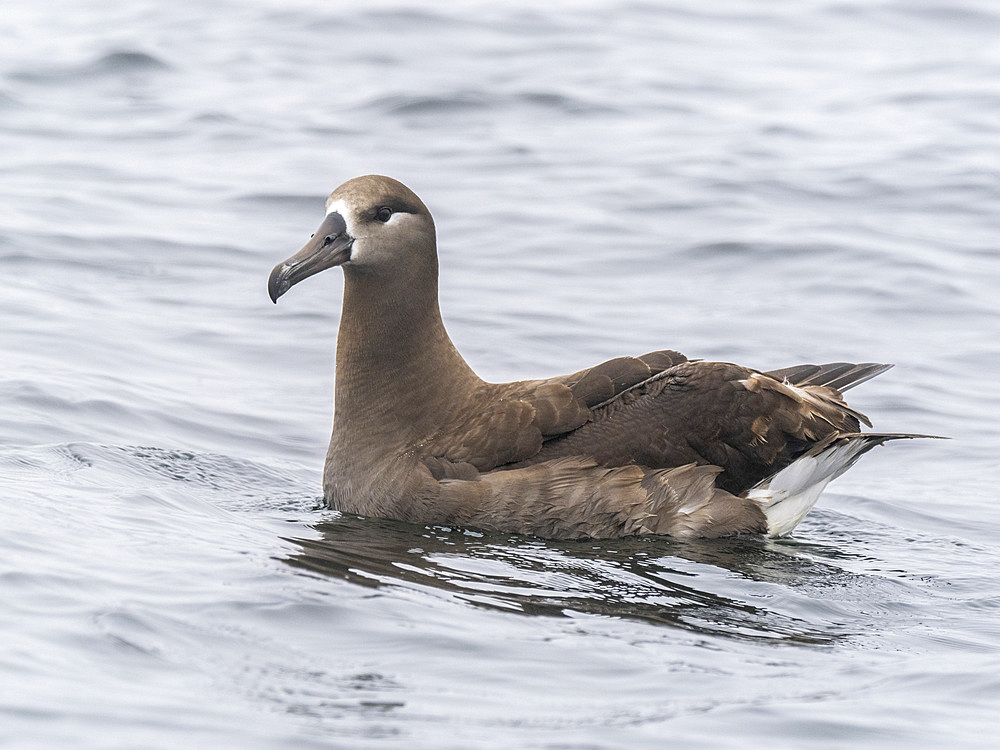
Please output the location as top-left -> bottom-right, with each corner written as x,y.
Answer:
375,206 -> 393,223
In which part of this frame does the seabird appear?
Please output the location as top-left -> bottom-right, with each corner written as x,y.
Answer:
268,175 -> 931,540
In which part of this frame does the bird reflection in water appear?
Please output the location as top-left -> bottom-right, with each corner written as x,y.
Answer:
282,513 -> 866,646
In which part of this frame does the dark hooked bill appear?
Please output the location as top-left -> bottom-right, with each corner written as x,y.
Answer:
268,212 -> 353,303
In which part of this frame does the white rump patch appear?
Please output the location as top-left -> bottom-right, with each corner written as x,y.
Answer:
748,438 -> 874,537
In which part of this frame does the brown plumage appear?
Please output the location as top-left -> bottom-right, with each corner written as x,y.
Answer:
268,175 -> 931,540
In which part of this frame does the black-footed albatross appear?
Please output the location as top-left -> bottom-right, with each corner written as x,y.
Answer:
268,174 -> 930,540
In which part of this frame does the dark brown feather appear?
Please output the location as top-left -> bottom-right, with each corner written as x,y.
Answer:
512,361 -> 870,495
765,361 -> 893,392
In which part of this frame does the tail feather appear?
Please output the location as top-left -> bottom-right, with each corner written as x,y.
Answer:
748,432 -> 938,537
765,362 -> 894,392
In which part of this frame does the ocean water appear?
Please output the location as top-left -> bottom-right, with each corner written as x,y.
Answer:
2,1 -> 999,747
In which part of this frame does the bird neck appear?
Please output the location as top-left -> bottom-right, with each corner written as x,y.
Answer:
332,265 -> 482,441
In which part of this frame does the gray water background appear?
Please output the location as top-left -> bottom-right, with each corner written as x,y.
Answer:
2,1 -> 999,747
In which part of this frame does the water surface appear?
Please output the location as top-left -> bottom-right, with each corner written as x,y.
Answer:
2,1 -> 999,747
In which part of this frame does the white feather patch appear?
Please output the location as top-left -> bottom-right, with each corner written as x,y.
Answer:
324,197 -> 362,260
325,197 -> 348,216
748,438 -> 873,537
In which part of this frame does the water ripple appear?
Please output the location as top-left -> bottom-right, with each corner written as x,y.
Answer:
12,50 -> 170,83
282,514 -> 920,646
